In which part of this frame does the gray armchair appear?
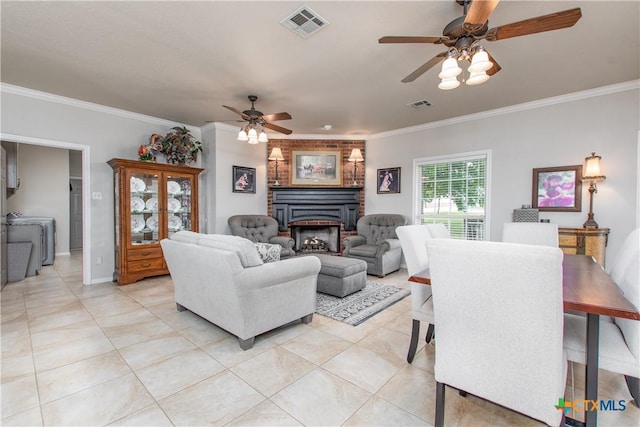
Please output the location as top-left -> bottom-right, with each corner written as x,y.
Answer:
228,215 -> 295,259
343,214 -> 406,277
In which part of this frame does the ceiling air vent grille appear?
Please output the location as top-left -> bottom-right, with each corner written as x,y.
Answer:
408,99 -> 432,109
281,6 -> 329,39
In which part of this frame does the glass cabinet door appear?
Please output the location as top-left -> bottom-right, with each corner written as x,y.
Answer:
130,171 -> 160,245
166,174 -> 194,237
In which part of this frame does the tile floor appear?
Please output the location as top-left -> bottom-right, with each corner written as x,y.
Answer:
1,253 -> 639,426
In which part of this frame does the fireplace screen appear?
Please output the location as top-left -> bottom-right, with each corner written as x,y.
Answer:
292,225 -> 340,254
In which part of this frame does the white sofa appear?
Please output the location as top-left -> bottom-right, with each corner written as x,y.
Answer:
161,231 -> 321,350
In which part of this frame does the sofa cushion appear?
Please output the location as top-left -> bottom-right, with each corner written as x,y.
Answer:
197,234 -> 263,268
347,244 -> 380,258
254,243 -> 281,263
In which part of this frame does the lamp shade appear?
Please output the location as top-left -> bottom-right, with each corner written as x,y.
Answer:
237,129 -> 248,141
438,56 -> 462,79
348,148 -> 364,162
466,70 -> 490,86
468,48 -> 493,73
258,131 -> 268,143
583,152 -> 606,182
438,76 -> 460,90
268,147 -> 284,161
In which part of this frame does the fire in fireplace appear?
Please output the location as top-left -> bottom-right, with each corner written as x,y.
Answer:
291,224 -> 340,254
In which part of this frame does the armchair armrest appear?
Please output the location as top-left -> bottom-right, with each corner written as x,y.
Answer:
343,235 -> 366,250
270,235 -> 294,250
375,238 -> 401,256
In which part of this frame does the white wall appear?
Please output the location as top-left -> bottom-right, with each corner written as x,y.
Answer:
6,144 -> 70,254
1,85 -> 202,284
365,83 -> 640,265
201,123 -> 269,234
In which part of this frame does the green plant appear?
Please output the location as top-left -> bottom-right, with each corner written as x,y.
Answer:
158,126 -> 202,164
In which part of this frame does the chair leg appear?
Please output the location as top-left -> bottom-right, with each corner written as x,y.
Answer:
407,319 -> 420,363
624,376 -> 640,407
435,382 -> 445,427
425,323 -> 435,344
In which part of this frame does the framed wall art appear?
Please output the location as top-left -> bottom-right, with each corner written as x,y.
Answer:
232,165 -> 256,193
377,167 -> 401,194
532,165 -> 582,212
291,150 -> 342,186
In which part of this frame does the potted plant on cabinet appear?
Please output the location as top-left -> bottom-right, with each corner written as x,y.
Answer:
157,126 -> 202,165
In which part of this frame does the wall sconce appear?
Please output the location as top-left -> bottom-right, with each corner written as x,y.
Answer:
348,148 -> 364,187
582,152 -> 606,228
268,147 -> 285,186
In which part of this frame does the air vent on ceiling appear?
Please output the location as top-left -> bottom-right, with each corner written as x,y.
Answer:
408,99 -> 432,109
281,6 -> 329,39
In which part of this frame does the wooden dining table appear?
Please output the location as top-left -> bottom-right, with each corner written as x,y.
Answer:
408,254 -> 640,427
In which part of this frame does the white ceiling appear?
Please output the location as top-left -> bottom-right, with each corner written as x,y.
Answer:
2,1 -> 638,136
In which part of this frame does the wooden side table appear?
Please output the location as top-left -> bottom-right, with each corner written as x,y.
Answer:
558,227 -> 610,268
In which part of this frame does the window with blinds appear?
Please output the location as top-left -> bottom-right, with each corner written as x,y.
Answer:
414,151 -> 490,240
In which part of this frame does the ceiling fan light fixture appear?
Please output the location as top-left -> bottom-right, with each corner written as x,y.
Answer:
438,56 -> 462,79
258,131 -> 268,143
247,128 -> 258,139
468,48 -> 493,73
466,70 -> 490,86
438,76 -> 460,90
237,129 -> 248,141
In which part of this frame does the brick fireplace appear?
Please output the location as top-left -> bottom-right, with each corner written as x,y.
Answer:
266,139 -> 365,252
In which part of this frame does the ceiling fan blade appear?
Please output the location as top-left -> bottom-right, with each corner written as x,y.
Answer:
263,122 -> 293,135
463,0 -> 500,31
485,51 -> 502,76
379,36 -> 444,44
485,7 -> 582,41
401,52 -> 447,83
223,105 -> 250,120
261,112 -> 292,122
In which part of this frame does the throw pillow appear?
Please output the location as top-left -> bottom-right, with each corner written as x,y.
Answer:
254,242 -> 281,263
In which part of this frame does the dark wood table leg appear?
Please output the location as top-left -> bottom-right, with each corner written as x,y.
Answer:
585,313 -> 600,427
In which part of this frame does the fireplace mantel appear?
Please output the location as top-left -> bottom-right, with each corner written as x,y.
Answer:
271,187 -> 362,231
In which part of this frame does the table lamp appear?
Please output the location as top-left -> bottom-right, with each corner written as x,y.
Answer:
268,147 -> 285,186
582,152 -> 606,228
348,148 -> 364,186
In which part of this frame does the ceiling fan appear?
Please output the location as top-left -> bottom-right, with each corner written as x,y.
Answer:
223,95 -> 293,139
379,0 -> 582,85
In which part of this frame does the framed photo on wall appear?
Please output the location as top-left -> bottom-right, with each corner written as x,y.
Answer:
291,150 -> 342,186
232,165 -> 256,193
377,167 -> 401,194
532,165 -> 582,211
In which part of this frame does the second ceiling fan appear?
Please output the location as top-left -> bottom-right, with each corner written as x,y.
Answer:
379,0 -> 582,87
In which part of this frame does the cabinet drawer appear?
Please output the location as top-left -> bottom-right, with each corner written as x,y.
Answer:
127,258 -> 164,272
128,247 -> 163,261
558,234 -> 577,247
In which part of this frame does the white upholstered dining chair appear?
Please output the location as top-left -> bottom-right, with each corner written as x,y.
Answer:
396,223 -> 450,363
426,239 -> 567,427
563,227 -> 640,406
502,222 -> 559,247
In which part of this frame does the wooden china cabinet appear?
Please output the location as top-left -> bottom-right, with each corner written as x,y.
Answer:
108,158 -> 203,285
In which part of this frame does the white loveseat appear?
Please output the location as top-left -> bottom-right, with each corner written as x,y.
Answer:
161,231 -> 321,350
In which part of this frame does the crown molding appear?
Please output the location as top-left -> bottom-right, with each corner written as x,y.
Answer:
368,80 -> 640,140
0,83 -> 199,133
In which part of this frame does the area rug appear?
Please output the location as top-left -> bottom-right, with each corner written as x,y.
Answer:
315,281 -> 410,326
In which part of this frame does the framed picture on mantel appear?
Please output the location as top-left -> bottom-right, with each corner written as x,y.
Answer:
291,150 -> 343,186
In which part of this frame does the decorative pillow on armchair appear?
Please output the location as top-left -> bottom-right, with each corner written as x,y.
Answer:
254,242 -> 281,263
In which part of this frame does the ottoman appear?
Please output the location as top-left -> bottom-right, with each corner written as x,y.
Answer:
311,254 -> 367,298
